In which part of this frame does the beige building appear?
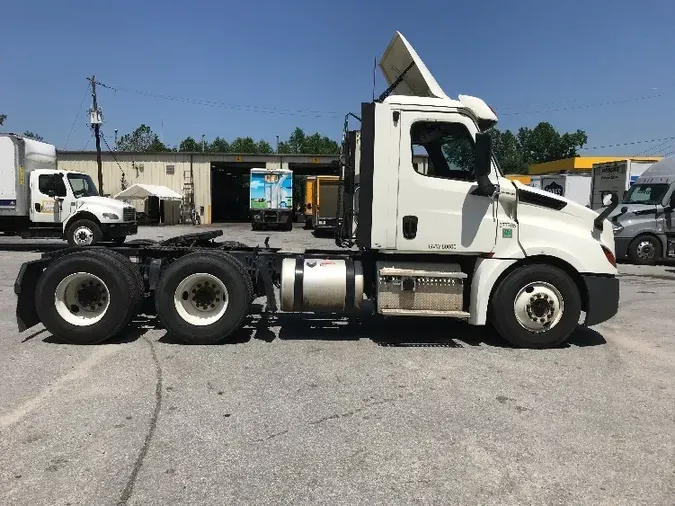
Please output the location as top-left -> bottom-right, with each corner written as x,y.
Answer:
58,151 -> 429,224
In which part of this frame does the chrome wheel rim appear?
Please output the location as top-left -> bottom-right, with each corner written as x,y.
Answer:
513,281 -> 564,333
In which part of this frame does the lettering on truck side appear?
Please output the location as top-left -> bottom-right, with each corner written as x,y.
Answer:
428,244 -> 456,250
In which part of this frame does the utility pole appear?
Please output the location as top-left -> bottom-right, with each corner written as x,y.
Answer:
88,75 -> 104,194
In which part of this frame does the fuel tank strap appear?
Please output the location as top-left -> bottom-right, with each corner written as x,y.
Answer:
293,256 -> 304,312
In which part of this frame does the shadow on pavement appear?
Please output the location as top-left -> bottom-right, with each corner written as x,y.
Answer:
38,311 -> 608,349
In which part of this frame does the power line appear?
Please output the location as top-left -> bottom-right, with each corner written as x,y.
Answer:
99,130 -> 126,177
83,130 -> 94,150
499,92 -> 667,116
95,81 -> 342,119
637,137 -> 675,156
63,84 -> 90,150
581,135 -> 675,151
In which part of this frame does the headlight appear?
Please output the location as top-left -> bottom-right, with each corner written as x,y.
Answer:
612,223 -> 624,234
102,213 -> 119,220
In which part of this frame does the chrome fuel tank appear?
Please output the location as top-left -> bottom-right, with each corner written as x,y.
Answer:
280,258 -> 364,312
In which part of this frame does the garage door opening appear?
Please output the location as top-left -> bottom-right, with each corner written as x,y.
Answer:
211,162 -> 260,222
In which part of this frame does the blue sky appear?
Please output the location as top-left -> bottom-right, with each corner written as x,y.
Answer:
2,0 -> 675,155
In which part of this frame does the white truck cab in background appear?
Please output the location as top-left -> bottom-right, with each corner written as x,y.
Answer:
0,133 -> 137,245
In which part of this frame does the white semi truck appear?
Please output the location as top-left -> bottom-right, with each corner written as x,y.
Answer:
13,32 -> 620,349
0,134 -> 138,245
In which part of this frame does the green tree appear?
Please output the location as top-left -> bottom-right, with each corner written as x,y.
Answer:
256,140 -> 273,154
116,124 -> 170,152
179,136 -> 202,152
228,137 -> 272,154
23,131 -> 44,142
0,114 -> 6,126
277,127 -> 340,154
208,137 -> 230,153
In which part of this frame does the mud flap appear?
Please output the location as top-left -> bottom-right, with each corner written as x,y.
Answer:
14,259 -> 49,332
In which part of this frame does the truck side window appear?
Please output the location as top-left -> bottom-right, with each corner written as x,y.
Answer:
411,121 -> 475,181
38,175 -> 53,194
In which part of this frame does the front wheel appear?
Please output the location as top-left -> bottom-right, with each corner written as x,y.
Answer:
490,264 -> 581,349
67,219 -> 102,247
628,235 -> 660,265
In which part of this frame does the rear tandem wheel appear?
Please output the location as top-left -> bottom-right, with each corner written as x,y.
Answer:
154,251 -> 253,344
35,249 -> 144,344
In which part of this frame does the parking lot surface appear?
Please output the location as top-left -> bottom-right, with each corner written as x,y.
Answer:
0,224 -> 674,505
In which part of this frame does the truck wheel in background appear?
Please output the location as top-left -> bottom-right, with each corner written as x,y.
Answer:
154,251 -> 253,344
66,219 -> 102,247
34,250 -> 143,344
489,264 -> 581,349
628,235 -> 660,265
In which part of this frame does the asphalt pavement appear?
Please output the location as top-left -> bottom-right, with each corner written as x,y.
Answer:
0,224 -> 673,505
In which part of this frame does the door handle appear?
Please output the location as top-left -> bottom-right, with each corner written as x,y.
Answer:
402,215 -> 418,239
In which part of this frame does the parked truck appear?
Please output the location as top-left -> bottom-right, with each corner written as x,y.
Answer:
304,176 -> 315,228
13,32 -> 620,349
607,157 -> 675,264
312,175 -> 340,232
249,168 -> 293,231
539,174 -> 592,207
590,159 -> 658,210
0,133 -> 137,245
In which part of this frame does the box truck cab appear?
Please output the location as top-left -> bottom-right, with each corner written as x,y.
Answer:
0,134 -> 137,245
608,157 -> 675,264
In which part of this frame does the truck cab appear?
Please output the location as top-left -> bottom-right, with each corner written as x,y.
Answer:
608,157 -> 675,264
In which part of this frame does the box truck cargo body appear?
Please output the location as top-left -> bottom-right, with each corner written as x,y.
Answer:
249,168 -> 293,231
538,174 -> 592,207
312,175 -> 340,231
590,159 -> 656,210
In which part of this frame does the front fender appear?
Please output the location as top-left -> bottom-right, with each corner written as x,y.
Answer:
15,258 -> 49,331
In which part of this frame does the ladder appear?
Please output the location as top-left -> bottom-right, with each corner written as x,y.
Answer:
181,167 -> 196,224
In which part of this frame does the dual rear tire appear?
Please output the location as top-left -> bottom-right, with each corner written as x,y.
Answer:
35,250 -> 144,344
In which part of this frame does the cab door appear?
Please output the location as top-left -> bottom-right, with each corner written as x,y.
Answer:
395,111 -> 498,254
29,172 -> 69,224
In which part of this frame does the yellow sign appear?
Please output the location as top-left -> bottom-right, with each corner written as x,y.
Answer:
312,157 -> 320,164
19,166 -> 25,185
235,156 -> 243,162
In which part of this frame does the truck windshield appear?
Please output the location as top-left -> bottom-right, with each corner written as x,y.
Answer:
67,173 -> 99,198
622,183 -> 669,205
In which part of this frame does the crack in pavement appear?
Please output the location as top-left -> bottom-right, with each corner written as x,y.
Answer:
117,336 -> 163,506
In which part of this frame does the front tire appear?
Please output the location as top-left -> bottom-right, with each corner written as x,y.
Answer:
628,235 -> 660,265
67,219 -> 102,247
154,252 -> 253,344
490,264 -> 581,349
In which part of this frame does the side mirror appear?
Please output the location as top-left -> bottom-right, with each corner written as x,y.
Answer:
668,192 -> 675,210
473,132 -> 496,198
602,193 -> 614,207
475,132 -> 492,179
594,192 -> 619,230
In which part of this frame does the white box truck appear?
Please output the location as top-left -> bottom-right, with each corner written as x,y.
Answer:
590,159 -> 657,210
249,168 -> 293,231
13,32 -> 620,350
0,133 -> 138,245
539,174 -> 592,207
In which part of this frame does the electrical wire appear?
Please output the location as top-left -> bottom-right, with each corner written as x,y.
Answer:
64,84 -> 91,150
581,135 -> 675,151
499,92 -> 667,116
95,81 -> 341,119
637,137 -> 675,156
82,130 -> 94,150
100,130 -> 126,177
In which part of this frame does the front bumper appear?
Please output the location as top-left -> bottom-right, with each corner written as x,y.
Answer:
582,274 -> 619,326
101,222 -> 138,238
251,210 -> 292,224
614,237 -> 631,259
